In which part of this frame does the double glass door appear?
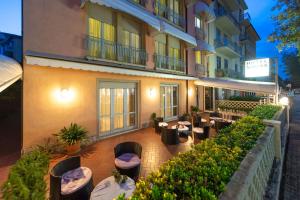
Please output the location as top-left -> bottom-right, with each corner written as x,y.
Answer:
160,85 -> 178,120
99,82 -> 137,136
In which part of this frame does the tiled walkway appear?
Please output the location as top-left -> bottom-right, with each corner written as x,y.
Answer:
281,95 -> 300,199
50,122 -> 215,184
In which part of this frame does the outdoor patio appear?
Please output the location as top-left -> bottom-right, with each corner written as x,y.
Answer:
49,120 -> 217,185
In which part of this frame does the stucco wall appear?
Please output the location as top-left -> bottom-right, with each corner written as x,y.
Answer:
23,64 -> 194,150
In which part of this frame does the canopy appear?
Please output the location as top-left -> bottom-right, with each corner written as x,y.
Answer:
0,55 -> 22,93
83,0 -> 197,47
195,77 -> 276,94
194,40 -> 216,55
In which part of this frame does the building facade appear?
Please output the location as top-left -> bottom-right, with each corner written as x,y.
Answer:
22,0 -> 259,150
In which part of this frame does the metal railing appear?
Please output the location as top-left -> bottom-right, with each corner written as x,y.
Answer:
195,64 -> 207,76
214,38 -> 242,55
87,36 -> 148,65
127,0 -> 148,7
154,0 -> 185,28
214,7 -> 240,27
195,27 -> 206,40
153,54 -> 185,73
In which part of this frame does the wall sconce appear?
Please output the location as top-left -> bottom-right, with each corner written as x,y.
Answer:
188,88 -> 193,96
54,88 -> 75,103
279,96 -> 289,106
149,88 -> 155,98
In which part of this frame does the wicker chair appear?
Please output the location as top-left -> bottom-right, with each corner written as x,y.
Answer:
154,117 -> 164,133
196,126 -> 210,140
50,156 -> 93,200
215,120 -> 232,133
161,128 -> 180,145
193,114 -> 202,127
114,142 -> 142,181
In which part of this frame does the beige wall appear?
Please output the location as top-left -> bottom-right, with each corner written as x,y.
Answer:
23,64 -> 194,150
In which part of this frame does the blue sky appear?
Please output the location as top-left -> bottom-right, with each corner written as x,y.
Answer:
0,0 -> 286,78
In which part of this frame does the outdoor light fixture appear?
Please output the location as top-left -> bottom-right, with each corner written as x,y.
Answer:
149,88 -> 155,97
188,88 -> 193,96
279,96 -> 289,106
54,88 -> 75,103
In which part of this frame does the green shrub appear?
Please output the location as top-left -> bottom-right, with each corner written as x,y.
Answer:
54,123 -> 88,145
130,106 -> 281,199
1,150 -> 50,200
249,105 -> 281,120
229,95 -> 261,102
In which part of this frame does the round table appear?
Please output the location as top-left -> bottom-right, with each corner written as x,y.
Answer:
158,122 -> 168,127
178,121 -> 191,126
90,176 -> 135,200
201,118 -> 207,123
193,127 -> 204,134
172,125 -> 189,132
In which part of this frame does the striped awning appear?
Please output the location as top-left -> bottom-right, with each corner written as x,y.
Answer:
0,55 -> 22,93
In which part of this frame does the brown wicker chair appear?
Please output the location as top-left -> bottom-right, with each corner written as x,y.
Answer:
50,156 -> 93,200
161,127 -> 180,145
154,117 -> 164,133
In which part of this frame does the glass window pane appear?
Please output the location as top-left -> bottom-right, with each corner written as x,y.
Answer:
173,87 -> 177,106
100,117 -> 110,132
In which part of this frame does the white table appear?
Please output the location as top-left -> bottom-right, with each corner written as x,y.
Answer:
193,127 -> 204,134
178,121 -> 191,126
171,125 -> 189,132
201,118 -> 207,123
90,176 -> 135,200
158,122 -> 168,127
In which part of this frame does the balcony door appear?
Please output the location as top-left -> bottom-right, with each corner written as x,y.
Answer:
99,81 -> 137,137
160,84 -> 178,120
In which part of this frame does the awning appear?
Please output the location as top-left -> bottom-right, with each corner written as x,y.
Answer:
161,21 -> 197,47
84,0 -> 161,31
0,55 -> 22,93
194,2 -> 216,23
83,0 -> 197,47
194,77 -> 276,94
25,55 -> 198,81
194,40 -> 216,55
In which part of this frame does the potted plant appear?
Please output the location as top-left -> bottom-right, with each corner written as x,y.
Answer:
150,112 -> 157,127
215,69 -> 225,77
190,106 -> 200,115
54,123 -> 88,155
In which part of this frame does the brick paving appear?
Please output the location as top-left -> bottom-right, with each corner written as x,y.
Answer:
50,121 -> 216,185
281,95 -> 300,200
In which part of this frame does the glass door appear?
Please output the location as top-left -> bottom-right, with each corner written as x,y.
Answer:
160,85 -> 178,120
205,87 -> 214,111
99,82 -> 137,136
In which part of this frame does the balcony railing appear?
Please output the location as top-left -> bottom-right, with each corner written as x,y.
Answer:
154,0 -> 185,28
214,38 -> 242,55
127,0 -> 148,7
87,36 -> 147,65
214,7 -> 240,27
154,54 -> 185,73
195,64 -> 207,76
195,27 -> 206,40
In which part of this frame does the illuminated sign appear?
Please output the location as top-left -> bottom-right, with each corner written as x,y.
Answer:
245,58 -> 270,78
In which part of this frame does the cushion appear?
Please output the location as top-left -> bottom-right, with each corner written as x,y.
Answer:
61,167 -> 92,195
115,153 -> 141,169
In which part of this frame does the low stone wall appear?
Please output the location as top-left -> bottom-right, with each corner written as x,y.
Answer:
219,107 -> 288,200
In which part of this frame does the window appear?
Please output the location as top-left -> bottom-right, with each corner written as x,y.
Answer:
195,16 -> 204,29
224,59 -> 228,70
169,47 -> 180,70
88,17 -> 115,59
122,30 -> 141,63
235,64 -> 238,72
160,85 -> 178,120
195,51 -> 203,64
155,41 -> 166,56
217,56 -> 221,69
216,28 -> 221,39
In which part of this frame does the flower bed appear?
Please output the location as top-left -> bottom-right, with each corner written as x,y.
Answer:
128,105 -> 281,200
1,150 -> 49,200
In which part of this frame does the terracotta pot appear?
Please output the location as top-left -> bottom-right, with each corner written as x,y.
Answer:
66,142 -> 81,155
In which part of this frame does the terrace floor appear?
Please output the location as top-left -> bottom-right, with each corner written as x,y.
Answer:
50,121 -> 217,185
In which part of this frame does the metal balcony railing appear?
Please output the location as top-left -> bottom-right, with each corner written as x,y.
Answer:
127,0 -> 148,7
214,7 -> 240,27
154,0 -> 185,28
214,38 -> 242,55
87,36 -> 148,65
195,64 -> 207,76
195,27 -> 206,40
240,12 -> 251,22
153,54 -> 185,73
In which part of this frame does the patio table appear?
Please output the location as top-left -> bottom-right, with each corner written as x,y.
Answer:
178,121 -> 191,126
90,176 -> 135,200
158,122 -> 168,127
171,125 -> 189,133
193,127 -> 204,134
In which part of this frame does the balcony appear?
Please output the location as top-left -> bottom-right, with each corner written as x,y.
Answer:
240,12 -> 251,25
195,27 -> 206,40
154,0 -> 185,28
214,38 -> 241,58
215,68 -> 244,79
194,1 -> 216,23
87,36 -> 148,66
195,64 -> 207,77
214,8 -> 240,34
153,54 -> 185,73
127,0 -> 147,7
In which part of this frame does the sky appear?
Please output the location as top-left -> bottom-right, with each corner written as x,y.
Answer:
0,0 -> 287,78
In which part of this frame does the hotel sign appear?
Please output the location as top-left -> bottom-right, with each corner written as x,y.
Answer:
245,58 -> 270,78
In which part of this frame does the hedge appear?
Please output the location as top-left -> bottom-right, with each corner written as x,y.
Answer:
228,95 -> 261,102
249,104 -> 281,120
128,105 -> 281,200
1,150 -> 50,200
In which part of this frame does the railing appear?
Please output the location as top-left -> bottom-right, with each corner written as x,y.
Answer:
87,36 -> 147,65
195,64 -> 207,76
240,12 -> 251,22
153,54 -> 185,73
154,0 -> 185,28
214,38 -> 242,55
216,99 -> 261,115
214,7 -> 240,27
127,0 -> 148,7
195,27 -> 206,40
220,107 -> 288,200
